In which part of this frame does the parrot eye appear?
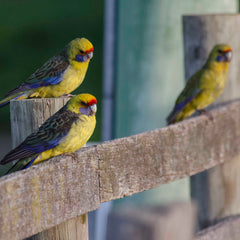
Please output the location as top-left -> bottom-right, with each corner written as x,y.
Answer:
80,101 -> 88,106
80,50 -> 84,54
218,49 -> 223,54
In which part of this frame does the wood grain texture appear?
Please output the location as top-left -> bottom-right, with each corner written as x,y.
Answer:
30,214 -> 89,240
2,99 -> 240,239
194,215 -> 240,240
183,14 -> 240,229
107,203 -> 196,240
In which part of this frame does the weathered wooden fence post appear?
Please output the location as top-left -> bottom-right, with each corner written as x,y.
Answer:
10,98 -> 89,240
183,14 -> 240,229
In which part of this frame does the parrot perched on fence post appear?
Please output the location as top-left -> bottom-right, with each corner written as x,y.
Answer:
0,38 -> 94,108
166,44 -> 232,125
0,93 -> 97,175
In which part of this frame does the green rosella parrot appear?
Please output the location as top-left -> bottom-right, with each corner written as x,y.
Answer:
167,44 -> 232,125
0,93 -> 97,175
0,38 -> 94,108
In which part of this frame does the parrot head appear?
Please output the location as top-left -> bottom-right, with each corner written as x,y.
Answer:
67,38 -> 94,63
208,44 -> 232,63
67,93 -> 97,116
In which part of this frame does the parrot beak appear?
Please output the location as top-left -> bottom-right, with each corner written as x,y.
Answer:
87,51 -> 93,60
224,50 -> 232,62
85,47 -> 94,60
90,104 -> 97,114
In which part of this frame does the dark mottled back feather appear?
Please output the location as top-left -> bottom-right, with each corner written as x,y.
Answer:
166,71 -> 203,125
0,106 -> 79,164
5,54 -> 69,98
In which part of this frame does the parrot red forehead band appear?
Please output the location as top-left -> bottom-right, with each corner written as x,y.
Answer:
88,98 -> 97,106
86,47 -> 94,54
223,48 -> 232,53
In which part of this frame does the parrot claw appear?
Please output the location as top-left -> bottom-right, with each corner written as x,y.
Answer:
60,94 -> 75,98
62,152 -> 78,161
198,109 -> 213,121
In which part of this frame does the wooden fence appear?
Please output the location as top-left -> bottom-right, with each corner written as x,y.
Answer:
1,98 -> 240,239
1,14 -> 240,240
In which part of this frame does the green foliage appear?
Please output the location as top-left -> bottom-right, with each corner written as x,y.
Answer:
0,0 -> 103,141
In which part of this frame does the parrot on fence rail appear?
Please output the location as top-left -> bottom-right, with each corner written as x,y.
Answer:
0,93 -> 97,175
166,44 -> 232,125
0,38 -> 94,108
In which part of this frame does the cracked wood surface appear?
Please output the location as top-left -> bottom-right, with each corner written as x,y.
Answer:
1,98 -> 240,239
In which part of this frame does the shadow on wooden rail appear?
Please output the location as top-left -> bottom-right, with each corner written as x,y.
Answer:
1,99 -> 240,239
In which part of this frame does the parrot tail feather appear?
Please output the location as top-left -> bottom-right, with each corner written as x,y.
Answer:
0,92 -> 29,108
166,110 -> 177,125
24,156 -> 38,169
5,156 -> 38,175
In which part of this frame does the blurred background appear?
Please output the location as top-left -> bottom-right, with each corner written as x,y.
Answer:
0,0 -> 238,239
0,0 -> 103,143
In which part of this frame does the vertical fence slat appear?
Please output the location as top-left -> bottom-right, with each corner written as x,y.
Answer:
29,214 -> 88,240
10,98 -> 89,240
183,14 -> 240,229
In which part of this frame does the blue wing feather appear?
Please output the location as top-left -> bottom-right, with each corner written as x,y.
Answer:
174,96 -> 194,113
24,156 -> 38,169
24,135 -> 65,153
28,75 -> 64,89
167,88 -> 201,125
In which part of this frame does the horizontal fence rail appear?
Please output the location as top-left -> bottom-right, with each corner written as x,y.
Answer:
1,99 -> 240,239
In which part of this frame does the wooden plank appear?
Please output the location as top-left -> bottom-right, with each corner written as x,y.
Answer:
30,214 -> 89,240
183,14 -> 240,229
194,215 -> 240,240
2,98 -> 240,238
107,202 -> 196,240
0,146 -> 99,240
98,99 -> 240,202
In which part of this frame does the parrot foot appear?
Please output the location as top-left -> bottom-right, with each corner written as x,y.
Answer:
62,152 -> 78,161
60,94 -> 75,98
198,109 -> 213,121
